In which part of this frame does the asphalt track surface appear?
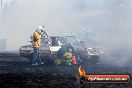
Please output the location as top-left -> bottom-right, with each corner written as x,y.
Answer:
0,55 -> 132,88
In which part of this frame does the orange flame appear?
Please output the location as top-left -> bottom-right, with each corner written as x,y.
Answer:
78,66 -> 86,76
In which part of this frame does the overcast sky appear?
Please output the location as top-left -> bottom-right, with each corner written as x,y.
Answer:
0,0 -> 132,51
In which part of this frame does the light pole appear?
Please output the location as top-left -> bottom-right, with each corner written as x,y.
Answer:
1,0 -> 2,13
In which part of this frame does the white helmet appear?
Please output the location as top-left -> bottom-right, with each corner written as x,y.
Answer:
37,26 -> 44,33
38,25 -> 44,30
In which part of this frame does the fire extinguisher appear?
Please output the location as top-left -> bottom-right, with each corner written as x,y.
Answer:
72,54 -> 76,64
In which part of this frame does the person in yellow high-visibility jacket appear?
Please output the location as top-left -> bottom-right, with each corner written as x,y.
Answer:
31,26 -> 48,65
32,31 -> 42,47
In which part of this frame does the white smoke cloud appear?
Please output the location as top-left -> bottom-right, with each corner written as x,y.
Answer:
74,9 -> 109,17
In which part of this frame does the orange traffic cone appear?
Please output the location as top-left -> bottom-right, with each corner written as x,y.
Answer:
72,54 -> 76,64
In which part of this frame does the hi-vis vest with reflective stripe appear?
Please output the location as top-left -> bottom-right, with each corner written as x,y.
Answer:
32,31 -> 41,47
